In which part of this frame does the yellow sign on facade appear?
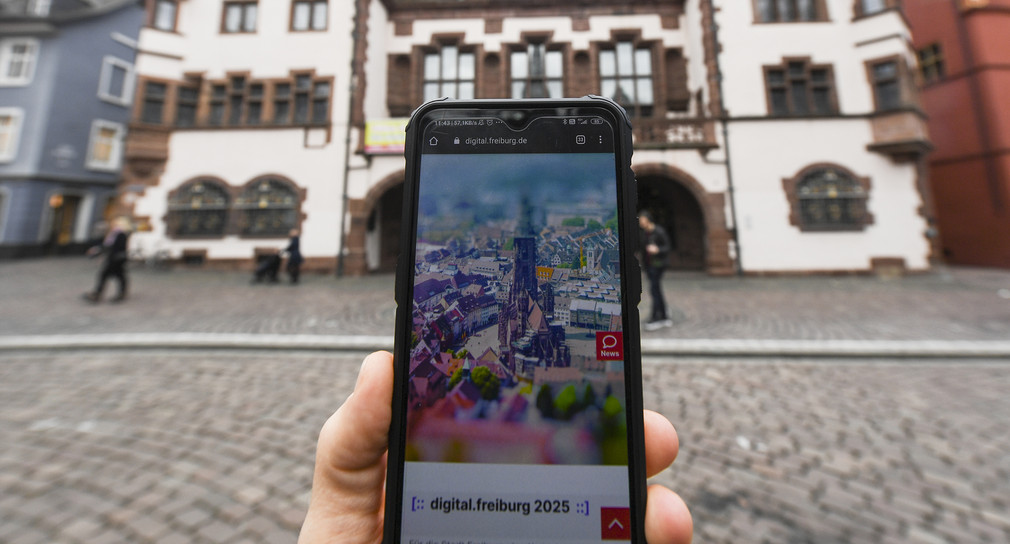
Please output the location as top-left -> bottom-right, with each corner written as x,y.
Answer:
364,118 -> 408,154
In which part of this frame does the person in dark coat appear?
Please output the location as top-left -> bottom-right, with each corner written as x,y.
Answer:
639,210 -> 672,330
284,228 -> 303,284
252,252 -> 282,283
82,217 -> 131,303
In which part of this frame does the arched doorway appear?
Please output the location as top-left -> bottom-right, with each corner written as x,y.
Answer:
637,176 -> 706,271
366,182 -> 403,273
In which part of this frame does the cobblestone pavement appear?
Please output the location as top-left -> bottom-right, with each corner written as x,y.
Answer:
2,258 -> 1010,341
2,351 -> 1009,544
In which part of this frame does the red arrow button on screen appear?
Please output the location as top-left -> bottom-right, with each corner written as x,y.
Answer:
600,507 -> 631,540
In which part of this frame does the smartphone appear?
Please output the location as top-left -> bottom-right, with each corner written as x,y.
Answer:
386,97 -> 645,543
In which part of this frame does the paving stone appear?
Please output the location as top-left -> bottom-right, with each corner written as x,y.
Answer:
3,260 -> 1010,543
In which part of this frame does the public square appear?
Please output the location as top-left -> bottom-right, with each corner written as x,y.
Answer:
1,259 -> 1009,543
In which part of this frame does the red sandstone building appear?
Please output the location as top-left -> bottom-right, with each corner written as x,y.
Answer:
906,0 -> 1010,268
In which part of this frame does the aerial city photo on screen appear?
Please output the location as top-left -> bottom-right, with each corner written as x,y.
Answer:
406,152 -> 629,467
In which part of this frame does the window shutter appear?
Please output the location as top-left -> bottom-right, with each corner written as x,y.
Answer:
665,48 -> 690,112
387,54 -> 412,117
570,51 -> 593,98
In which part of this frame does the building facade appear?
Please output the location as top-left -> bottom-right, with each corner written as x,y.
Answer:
0,0 -> 144,258
346,0 -> 932,276
121,0 -> 353,270
122,0 -> 933,275
906,0 -> 1010,268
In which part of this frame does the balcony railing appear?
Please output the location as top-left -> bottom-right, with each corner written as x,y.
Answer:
632,118 -> 719,151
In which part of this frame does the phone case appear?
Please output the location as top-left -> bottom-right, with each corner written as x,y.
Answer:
385,96 -> 645,543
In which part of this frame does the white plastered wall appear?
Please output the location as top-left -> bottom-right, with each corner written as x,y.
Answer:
728,120 -> 929,271
713,0 -> 929,271
131,0 -> 354,261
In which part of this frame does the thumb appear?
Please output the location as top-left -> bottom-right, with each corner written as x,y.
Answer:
300,351 -> 394,544
319,351 -> 394,472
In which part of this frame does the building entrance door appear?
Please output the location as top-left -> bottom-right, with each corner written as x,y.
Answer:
637,176 -> 706,271
366,182 -> 403,273
50,194 -> 82,247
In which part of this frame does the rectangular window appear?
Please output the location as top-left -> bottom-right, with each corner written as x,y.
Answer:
98,56 -> 134,106
870,60 -> 902,111
140,81 -> 167,124
223,1 -> 258,33
273,83 -> 292,124
423,46 -> 476,102
248,83 -> 264,124
0,38 -> 40,86
176,85 -> 199,127
27,0 -> 51,16
228,76 -> 246,125
511,44 -> 563,99
292,0 -> 328,31
860,0 -> 888,15
755,0 -> 821,23
918,43 -> 945,85
0,108 -> 24,162
293,74 -> 311,124
152,0 -> 178,31
765,59 -> 836,116
209,84 -> 227,125
311,81 -> 330,123
86,120 -> 125,171
600,42 -> 653,117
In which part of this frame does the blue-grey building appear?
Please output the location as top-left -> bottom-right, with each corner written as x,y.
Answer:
0,0 -> 144,257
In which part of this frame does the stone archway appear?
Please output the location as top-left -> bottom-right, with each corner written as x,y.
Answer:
633,163 -> 735,276
344,171 -> 404,275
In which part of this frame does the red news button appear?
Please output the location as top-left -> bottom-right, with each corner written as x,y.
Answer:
600,507 -> 631,540
596,331 -> 624,361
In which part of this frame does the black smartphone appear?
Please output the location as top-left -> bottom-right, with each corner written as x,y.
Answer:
386,97 -> 645,543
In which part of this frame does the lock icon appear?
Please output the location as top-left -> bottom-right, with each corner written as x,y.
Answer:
454,137 -> 460,144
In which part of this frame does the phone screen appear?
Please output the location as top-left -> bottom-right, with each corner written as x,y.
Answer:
394,105 -> 640,543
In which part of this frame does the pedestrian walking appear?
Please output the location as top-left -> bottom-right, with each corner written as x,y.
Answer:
284,228 -> 303,284
639,210 -> 672,330
82,216 -> 131,303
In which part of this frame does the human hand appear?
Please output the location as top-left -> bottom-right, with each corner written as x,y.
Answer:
646,243 -> 660,255
298,351 -> 692,544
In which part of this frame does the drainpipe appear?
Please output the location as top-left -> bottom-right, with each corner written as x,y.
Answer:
337,0 -> 364,277
704,0 -> 744,276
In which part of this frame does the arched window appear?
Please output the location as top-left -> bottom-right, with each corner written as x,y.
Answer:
236,177 -> 300,236
784,165 -> 873,232
167,179 -> 230,237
